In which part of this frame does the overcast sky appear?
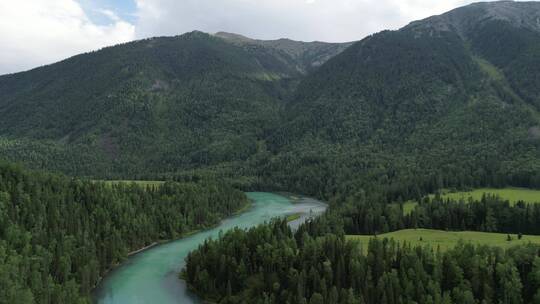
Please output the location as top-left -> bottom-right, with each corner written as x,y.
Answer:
0,0 -> 524,75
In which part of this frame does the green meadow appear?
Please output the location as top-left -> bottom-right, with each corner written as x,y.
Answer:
434,187 -> 540,204
403,187 -> 540,215
347,229 -> 540,252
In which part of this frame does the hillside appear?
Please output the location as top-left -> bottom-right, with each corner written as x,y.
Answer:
0,31 -> 350,178
214,32 -> 354,73
0,2 -> 539,198
259,0 -> 540,198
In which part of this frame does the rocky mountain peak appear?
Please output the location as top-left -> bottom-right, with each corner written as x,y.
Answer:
406,1 -> 540,37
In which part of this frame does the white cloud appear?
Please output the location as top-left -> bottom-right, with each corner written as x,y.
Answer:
98,8 -> 122,22
0,0 -> 528,75
0,0 -> 135,75
133,0 -> 492,43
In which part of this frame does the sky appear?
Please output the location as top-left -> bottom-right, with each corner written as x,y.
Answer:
0,0 -> 524,75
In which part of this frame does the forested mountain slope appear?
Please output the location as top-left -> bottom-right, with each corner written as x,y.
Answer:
258,1 -> 540,199
0,32 -> 349,177
0,1 -> 540,200
214,32 -> 354,74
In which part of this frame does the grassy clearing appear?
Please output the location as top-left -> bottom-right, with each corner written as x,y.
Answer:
347,229 -> 540,252
403,187 -> 540,215
432,187 -> 540,204
403,202 -> 417,215
474,56 -> 505,82
285,213 -> 302,222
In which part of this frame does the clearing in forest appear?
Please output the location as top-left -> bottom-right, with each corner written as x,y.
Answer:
347,229 -> 540,252
403,187 -> 540,215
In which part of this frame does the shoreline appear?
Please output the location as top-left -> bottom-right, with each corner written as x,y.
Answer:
275,191 -> 327,205
126,198 -> 254,257
128,242 -> 158,256
181,192 -> 328,304
92,197 -> 253,297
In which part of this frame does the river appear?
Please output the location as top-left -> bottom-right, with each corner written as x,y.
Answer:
94,192 -> 327,304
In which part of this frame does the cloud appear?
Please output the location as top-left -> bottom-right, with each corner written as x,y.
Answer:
97,8 -> 122,22
0,0 -> 524,75
133,0 -> 483,42
0,0 -> 135,75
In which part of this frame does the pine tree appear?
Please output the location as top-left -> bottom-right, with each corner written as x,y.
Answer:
309,292 -> 324,304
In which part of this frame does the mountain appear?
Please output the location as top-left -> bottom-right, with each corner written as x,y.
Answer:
259,0 -> 540,196
214,32 -> 354,73
407,1 -> 540,37
0,31 -> 351,177
1,1 -> 540,196
407,1 -> 540,109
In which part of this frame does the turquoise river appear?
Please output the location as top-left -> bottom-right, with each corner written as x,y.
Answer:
94,192 -> 327,304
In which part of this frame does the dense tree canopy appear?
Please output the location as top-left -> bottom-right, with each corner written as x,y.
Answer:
185,219 -> 540,304
0,162 -> 248,303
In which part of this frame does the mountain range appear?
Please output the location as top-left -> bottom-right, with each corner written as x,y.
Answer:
0,1 -> 539,196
